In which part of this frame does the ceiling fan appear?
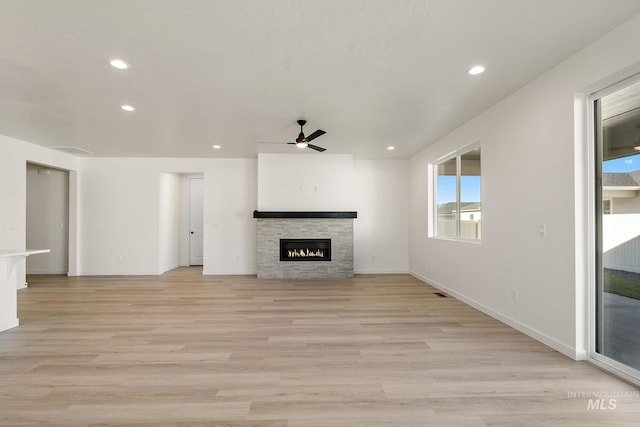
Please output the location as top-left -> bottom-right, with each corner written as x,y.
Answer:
259,119 -> 327,152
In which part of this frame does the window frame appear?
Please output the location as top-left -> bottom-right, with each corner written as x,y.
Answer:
430,141 -> 482,243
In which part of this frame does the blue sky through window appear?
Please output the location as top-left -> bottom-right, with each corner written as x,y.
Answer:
603,153 -> 640,172
437,176 -> 481,204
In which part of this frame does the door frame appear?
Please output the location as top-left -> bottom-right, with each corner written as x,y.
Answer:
585,69 -> 640,386
25,161 -> 77,277
187,176 -> 204,266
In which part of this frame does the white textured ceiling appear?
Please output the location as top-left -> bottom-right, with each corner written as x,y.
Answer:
1,0 -> 640,158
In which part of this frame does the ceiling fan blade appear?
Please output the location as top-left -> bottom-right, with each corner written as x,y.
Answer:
306,129 -> 326,142
257,142 -> 292,144
307,144 -> 326,152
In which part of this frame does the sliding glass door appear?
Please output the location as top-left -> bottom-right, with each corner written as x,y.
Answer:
594,78 -> 640,376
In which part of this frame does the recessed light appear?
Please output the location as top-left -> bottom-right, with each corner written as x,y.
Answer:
212,145 -> 221,149
468,65 -> 485,76
387,146 -> 395,151
109,59 -> 130,70
121,105 -> 135,112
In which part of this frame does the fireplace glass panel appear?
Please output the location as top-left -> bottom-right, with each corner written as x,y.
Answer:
280,239 -> 331,261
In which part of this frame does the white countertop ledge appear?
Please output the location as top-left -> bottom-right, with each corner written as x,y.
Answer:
0,249 -> 51,258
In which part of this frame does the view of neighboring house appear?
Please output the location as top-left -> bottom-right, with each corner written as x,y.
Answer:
602,171 -> 640,276
437,201 -> 482,221
603,171 -> 640,214
437,201 -> 482,239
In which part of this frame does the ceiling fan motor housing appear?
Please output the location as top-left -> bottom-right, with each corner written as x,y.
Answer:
297,120 -> 307,142
296,119 -> 307,144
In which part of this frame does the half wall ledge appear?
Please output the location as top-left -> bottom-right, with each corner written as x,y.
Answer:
253,210 -> 357,219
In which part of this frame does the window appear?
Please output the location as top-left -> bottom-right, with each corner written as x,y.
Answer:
433,146 -> 481,240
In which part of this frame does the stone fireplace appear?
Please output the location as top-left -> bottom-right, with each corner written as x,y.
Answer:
254,211 -> 357,279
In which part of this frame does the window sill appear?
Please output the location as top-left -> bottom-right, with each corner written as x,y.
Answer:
429,236 -> 482,244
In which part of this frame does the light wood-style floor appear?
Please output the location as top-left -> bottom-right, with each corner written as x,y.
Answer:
1,269 -> 639,426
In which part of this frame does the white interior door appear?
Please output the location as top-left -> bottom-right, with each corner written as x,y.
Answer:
189,178 -> 204,266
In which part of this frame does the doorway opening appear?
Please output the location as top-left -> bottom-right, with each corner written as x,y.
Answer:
188,177 -> 204,266
159,173 -> 204,273
25,163 -> 70,280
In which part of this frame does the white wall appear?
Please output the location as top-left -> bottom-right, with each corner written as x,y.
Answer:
79,159 -> 162,275
257,153 -> 356,211
159,173 -> 182,273
354,159 -> 409,273
0,137 -> 79,249
26,163 -> 69,274
409,14 -> 640,360
78,158 -> 257,276
203,159 -> 257,275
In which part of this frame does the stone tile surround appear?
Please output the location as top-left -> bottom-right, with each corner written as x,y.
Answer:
256,217 -> 354,279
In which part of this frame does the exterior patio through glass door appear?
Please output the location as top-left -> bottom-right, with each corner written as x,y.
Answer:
594,78 -> 640,376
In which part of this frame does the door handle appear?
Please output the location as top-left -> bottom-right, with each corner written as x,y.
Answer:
190,231 -> 194,234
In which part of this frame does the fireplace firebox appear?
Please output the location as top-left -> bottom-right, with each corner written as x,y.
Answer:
280,239 -> 331,262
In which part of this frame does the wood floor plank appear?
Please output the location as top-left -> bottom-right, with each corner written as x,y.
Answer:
0,268 -> 637,426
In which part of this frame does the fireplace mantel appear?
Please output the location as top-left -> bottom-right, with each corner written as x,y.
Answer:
253,210 -> 357,219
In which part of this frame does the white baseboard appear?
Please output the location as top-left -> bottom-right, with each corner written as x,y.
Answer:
354,269 -> 409,275
575,349 -> 589,361
57,269 -> 257,277
410,271 -> 585,361
0,318 -> 19,333
203,269 -> 257,276
26,270 -> 67,275
76,270 -> 161,276
160,264 -> 182,274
